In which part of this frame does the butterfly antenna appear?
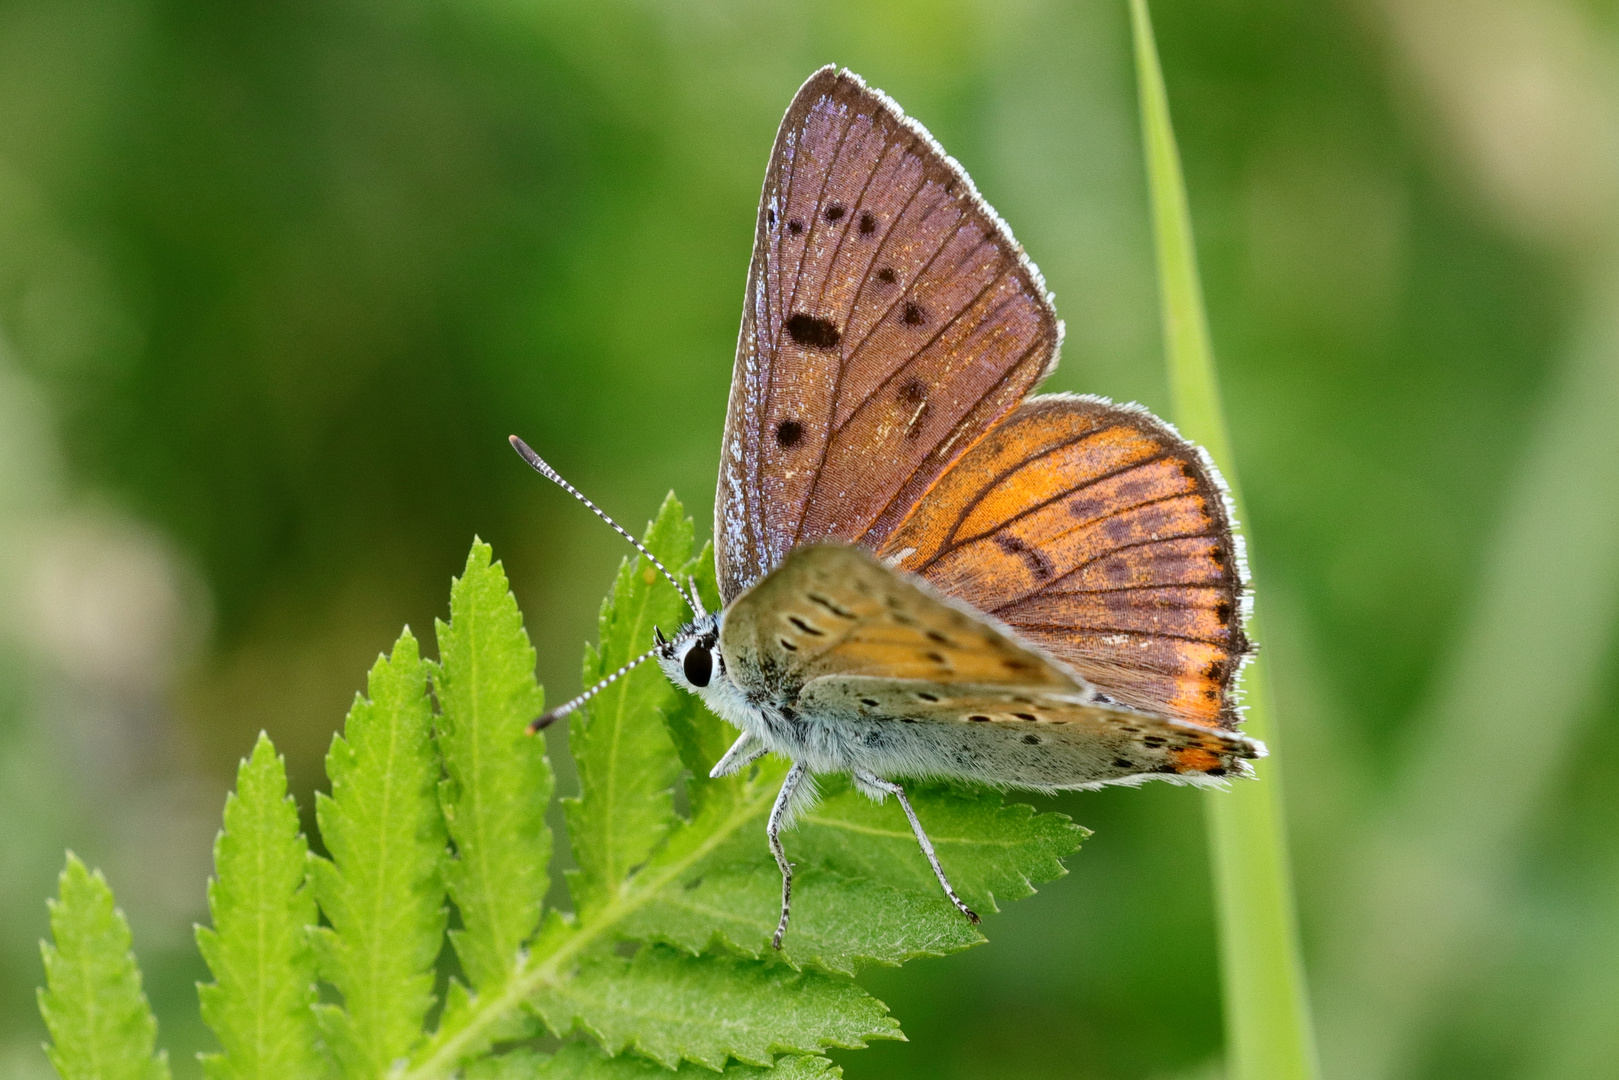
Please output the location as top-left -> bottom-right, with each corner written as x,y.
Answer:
509,435 -> 699,613
527,645 -> 661,734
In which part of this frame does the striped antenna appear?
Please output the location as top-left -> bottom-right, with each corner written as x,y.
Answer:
527,645 -> 661,733
509,435 -> 700,613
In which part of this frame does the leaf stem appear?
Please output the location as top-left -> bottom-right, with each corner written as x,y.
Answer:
401,776 -> 779,1080
1129,3 -> 1320,1078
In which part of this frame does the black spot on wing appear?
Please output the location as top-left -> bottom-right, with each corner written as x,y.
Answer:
825,203 -> 845,222
776,420 -> 804,448
786,615 -> 825,636
805,592 -> 856,619
787,313 -> 841,349
902,301 -> 924,325
859,211 -> 876,234
995,534 -> 1054,580
876,266 -> 897,284
788,219 -> 804,234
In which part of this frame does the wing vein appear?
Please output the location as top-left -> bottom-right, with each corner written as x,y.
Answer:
783,132 -> 915,547
916,462 -> 1194,575
992,530 -> 1232,597
789,213 -> 990,546
857,331 -> 1047,542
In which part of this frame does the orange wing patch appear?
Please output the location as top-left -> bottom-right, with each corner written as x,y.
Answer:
879,394 -> 1250,727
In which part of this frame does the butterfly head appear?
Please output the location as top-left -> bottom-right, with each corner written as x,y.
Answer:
654,613 -> 724,693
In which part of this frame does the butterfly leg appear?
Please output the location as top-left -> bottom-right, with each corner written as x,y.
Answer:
855,771 -> 980,925
768,761 -> 809,949
709,732 -> 767,779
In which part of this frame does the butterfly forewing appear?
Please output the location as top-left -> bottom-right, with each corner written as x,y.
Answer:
878,395 -> 1251,726
719,544 -> 1258,786
717,66 -> 1061,603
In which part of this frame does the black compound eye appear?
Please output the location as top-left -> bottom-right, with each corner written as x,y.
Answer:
683,644 -> 713,688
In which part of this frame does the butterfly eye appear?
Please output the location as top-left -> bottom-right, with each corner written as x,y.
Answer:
683,644 -> 713,688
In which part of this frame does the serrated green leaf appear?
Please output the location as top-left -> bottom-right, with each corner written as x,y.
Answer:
466,1042 -> 839,1079
565,493 -> 695,916
38,854 -> 172,1080
434,540 -> 552,992
194,733 -> 322,1080
528,946 -> 900,1070
310,628 -> 448,1076
796,777 -> 1086,913
621,862 -> 982,975
623,764 -> 1075,970
400,528 -> 1087,1080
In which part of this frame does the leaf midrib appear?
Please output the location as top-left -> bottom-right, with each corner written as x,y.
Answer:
462,595 -> 511,981
400,780 -> 776,1080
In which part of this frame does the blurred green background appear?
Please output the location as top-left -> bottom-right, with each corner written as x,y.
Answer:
3,0 -> 1619,1077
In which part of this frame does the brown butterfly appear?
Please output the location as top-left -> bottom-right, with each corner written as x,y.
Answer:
515,66 -> 1261,948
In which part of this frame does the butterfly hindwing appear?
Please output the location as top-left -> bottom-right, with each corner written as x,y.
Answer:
799,678 -> 1258,787
716,67 -> 1061,604
877,394 -> 1252,727
718,544 -> 1258,787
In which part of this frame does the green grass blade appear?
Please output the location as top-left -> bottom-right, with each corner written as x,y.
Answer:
194,733 -> 324,1080
311,628 -> 448,1075
564,493 -> 694,917
434,540 -> 553,993
1129,2 -> 1320,1078
38,854 -> 172,1080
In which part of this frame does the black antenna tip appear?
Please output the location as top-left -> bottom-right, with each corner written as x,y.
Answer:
527,710 -> 561,735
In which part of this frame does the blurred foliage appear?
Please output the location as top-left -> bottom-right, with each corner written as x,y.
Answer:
1,0 -> 1616,1078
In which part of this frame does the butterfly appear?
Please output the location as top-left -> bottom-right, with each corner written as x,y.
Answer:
514,66 -> 1263,948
